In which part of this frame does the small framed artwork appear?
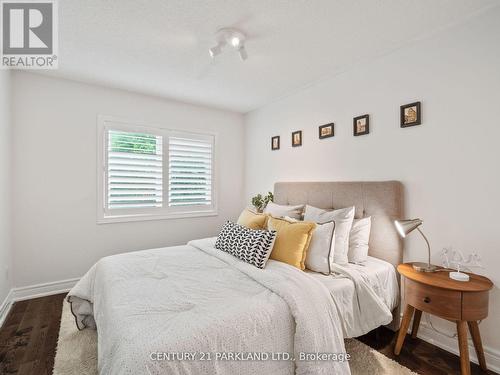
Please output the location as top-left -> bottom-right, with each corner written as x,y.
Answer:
271,136 -> 280,150
400,101 -> 421,127
292,130 -> 302,147
319,123 -> 334,139
353,114 -> 369,136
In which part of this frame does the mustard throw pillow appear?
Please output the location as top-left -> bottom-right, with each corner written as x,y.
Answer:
267,216 -> 316,270
237,208 -> 268,230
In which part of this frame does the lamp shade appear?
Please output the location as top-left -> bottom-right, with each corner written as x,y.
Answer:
394,219 -> 423,238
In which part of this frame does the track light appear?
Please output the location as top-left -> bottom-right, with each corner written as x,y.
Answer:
208,28 -> 248,61
209,43 -> 224,59
238,46 -> 248,61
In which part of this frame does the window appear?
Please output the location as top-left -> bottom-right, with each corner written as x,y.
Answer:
168,136 -> 213,207
97,116 -> 216,223
107,130 -> 163,210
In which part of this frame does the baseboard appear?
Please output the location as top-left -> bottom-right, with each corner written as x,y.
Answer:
409,317 -> 500,373
11,277 -> 79,302
0,277 -> 79,328
0,289 -> 14,328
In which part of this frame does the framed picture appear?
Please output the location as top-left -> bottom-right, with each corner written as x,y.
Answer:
319,123 -> 334,139
271,136 -> 280,150
353,114 -> 369,136
292,130 -> 302,147
400,102 -> 421,127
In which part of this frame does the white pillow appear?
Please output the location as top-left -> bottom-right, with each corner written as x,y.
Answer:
348,217 -> 372,264
306,221 -> 335,274
264,202 -> 304,219
304,205 -> 355,265
284,216 -> 335,274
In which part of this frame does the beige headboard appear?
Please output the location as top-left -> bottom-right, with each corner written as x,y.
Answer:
274,181 -> 405,267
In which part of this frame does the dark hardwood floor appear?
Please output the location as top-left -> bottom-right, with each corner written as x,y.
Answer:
0,293 -> 496,375
0,294 -> 65,375
358,326 -> 496,375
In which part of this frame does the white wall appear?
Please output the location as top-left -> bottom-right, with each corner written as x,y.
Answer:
0,71 -> 13,306
11,72 -> 244,287
245,8 -> 500,356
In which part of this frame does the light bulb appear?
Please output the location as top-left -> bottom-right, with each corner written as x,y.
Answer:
230,37 -> 240,47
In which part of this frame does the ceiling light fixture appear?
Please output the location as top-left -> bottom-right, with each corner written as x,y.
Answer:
209,28 -> 248,61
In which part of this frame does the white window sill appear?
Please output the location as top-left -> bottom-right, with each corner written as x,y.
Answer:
97,210 -> 218,224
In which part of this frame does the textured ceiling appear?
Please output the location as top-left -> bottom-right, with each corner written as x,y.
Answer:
38,0 -> 498,113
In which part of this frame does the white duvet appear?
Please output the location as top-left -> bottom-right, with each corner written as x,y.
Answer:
68,238 -> 351,375
329,263 -> 394,337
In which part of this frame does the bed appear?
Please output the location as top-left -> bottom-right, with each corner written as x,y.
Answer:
68,181 -> 404,375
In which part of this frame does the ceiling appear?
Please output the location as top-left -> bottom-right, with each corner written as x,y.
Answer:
39,0 -> 498,113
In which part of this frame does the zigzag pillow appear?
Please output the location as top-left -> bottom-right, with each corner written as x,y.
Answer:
215,221 -> 277,269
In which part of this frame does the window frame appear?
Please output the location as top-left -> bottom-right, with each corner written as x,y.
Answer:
97,115 -> 217,224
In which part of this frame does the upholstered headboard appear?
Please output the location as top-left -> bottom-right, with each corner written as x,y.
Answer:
274,181 -> 405,268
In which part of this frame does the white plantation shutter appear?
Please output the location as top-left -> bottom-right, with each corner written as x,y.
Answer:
98,117 -> 216,223
107,130 -> 163,210
168,135 -> 213,207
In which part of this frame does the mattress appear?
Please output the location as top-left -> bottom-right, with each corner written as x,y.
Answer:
306,256 -> 399,337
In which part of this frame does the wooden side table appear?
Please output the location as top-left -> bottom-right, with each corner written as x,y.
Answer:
394,263 -> 493,375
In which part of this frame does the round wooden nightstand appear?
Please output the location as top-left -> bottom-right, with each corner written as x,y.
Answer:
394,263 -> 493,375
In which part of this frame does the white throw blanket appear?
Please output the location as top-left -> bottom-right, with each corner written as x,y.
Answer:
68,238 -> 350,375
330,264 -> 394,338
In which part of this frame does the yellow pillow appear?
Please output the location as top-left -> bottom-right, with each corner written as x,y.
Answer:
237,209 -> 268,230
267,216 -> 316,270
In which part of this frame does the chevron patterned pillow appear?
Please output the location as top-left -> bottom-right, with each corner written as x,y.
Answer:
215,221 -> 277,269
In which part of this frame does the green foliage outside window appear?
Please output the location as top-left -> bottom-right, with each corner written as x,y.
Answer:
110,132 -> 157,154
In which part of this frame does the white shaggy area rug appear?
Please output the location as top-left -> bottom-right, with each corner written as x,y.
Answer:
53,301 -> 417,375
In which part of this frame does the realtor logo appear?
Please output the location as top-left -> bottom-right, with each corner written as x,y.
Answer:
1,0 -> 58,69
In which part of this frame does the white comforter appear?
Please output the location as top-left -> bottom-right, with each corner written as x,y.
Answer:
68,238 -> 350,375
330,264 -> 394,337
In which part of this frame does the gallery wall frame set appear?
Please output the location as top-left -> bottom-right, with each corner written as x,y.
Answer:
270,101 -> 422,150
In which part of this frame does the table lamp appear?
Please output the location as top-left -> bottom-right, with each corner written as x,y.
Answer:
394,218 -> 438,272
